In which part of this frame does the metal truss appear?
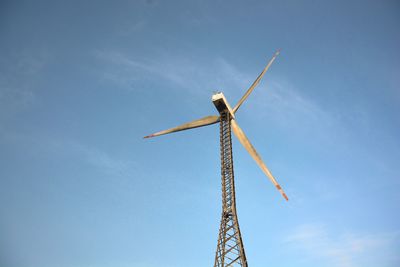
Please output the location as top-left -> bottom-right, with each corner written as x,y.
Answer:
214,111 -> 248,267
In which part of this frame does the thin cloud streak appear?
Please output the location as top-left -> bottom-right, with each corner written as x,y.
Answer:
94,50 -> 253,98
94,50 -> 198,90
285,223 -> 400,267
0,49 -> 50,126
62,140 -> 134,178
0,130 -> 135,179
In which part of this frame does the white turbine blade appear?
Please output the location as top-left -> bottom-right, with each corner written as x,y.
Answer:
233,50 -> 280,114
231,119 -> 288,201
144,115 -> 220,138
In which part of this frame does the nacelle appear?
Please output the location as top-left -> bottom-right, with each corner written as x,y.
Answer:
212,92 -> 235,119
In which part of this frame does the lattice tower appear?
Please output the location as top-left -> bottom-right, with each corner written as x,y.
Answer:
214,111 -> 248,267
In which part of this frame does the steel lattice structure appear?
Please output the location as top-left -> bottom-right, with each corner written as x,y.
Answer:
214,111 -> 247,267
145,50 -> 288,266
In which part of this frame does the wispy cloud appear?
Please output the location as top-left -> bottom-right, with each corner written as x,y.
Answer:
60,140 -> 134,178
285,223 -> 400,267
0,49 -> 50,126
94,50 -> 195,89
251,78 -> 331,126
0,86 -> 35,110
35,135 -> 136,180
0,129 -> 134,179
118,20 -> 147,36
94,50 -> 253,98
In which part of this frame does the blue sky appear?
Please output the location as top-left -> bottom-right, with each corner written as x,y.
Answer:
0,0 -> 399,266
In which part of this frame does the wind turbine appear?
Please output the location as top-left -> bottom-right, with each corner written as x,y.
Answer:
144,50 -> 288,267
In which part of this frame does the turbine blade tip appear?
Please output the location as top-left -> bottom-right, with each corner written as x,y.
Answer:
283,193 -> 289,201
276,185 -> 288,201
143,134 -> 154,139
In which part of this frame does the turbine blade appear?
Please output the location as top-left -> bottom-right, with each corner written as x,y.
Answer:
144,115 -> 220,138
233,49 -> 280,114
231,119 -> 288,201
